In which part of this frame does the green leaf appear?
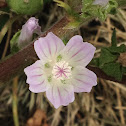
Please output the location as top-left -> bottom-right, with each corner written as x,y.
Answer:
111,28 -> 117,47
10,31 -> 21,53
81,0 -> 118,21
82,0 -> 93,10
90,58 -> 99,67
99,48 -> 118,68
122,67 -> 126,74
102,62 -> 123,81
108,44 -> 126,54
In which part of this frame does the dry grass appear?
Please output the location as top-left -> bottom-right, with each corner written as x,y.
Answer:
0,2 -> 126,126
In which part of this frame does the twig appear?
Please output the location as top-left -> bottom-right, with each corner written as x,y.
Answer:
2,24 -> 12,59
116,87 -> 125,125
12,76 -> 19,126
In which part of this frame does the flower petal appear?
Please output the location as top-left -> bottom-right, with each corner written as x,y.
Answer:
65,35 -> 83,47
71,66 -> 97,93
34,32 -> 65,61
29,81 -> 47,93
46,84 -> 74,109
24,60 -> 47,93
24,60 -> 43,77
61,36 -> 96,67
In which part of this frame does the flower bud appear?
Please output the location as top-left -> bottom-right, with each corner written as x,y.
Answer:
18,17 -> 41,48
6,0 -> 43,15
93,0 -> 109,6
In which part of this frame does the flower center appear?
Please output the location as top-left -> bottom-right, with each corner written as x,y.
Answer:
52,61 -> 72,80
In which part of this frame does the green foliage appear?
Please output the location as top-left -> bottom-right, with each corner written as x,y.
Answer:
81,0 -> 118,21
93,28 -> 126,81
10,31 -> 20,53
99,48 -> 118,68
102,62 -> 123,81
108,44 -> 126,53
54,0 -> 80,18
54,0 -> 81,29
111,28 -> 117,46
6,0 -> 43,15
122,67 -> 126,74
82,0 -> 93,12
44,0 -> 52,3
54,0 -> 72,13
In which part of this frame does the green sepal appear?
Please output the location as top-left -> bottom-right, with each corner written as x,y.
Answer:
62,38 -> 69,45
10,30 -> 21,53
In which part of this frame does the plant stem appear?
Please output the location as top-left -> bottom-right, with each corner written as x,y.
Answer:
2,24 -> 12,59
12,76 -> 19,126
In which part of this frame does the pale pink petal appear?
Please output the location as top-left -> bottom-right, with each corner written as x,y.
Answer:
29,81 -> 47,93
46,84 -> 74,109
24,60 -> 47,92
26,75 -> 45,85
71,66 -> 97,93
66,35 -> 83,47
61,36 -> 96,67
24,60 -> 43,77
34,32 -> 65,61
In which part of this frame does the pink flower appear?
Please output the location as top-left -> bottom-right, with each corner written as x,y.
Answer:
18,17 -> 41,48
93,0 -> 109,6
24,32 -> 97,109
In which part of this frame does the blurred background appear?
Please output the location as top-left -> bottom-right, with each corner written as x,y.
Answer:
0,0 -> 126,126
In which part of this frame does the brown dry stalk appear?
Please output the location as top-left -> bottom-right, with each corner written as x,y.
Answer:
116,87 -> 125,125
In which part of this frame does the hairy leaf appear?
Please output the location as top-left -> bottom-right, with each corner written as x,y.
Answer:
102,62 -> 123,81
99,48 -> 118,68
